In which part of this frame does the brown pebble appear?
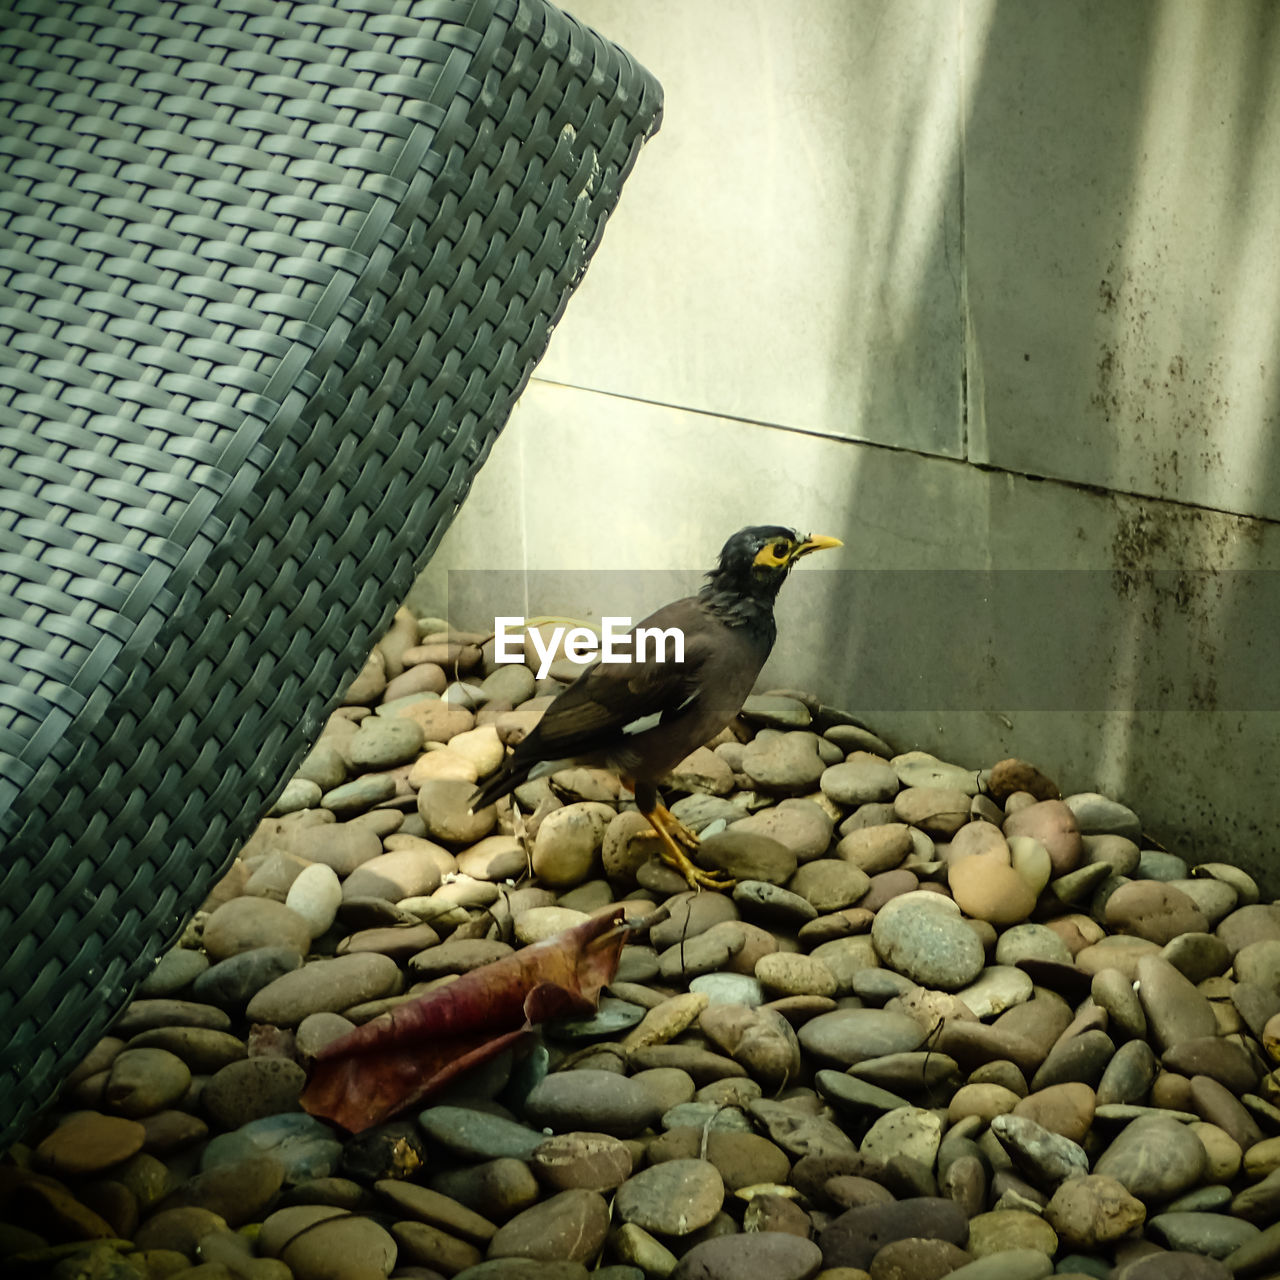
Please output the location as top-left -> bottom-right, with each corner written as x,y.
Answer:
858,869 -> 921,913
942,1152 -> 987,1218
837,824 -> 914,874
532,1132 -> 633,1193
0,1167 -> 119,1241
935,1022 -> 1043,1076
155,1155 -> 285,1226
1105,881 -> 1210,946
64,1038 -> 126,1087
428,1158 -> 541,1222
1151,1071 -> 1194,1111
125,1027 -> 247,1073
742,1191 -> 812,1237
949,852 -> 1037,925
987,758 -> 1060,802
949,1083 -> 1021,1126
672,1230 -> 824,1280
868,1236 -> 973,1280
647,1128 -> 791,1191
134,1205 -> 230,1255
627,1045 -> 748,1083
34,1112 -> 146,1176
1163,1037 -> 1260,1093
1044,1173 -> 1147,1249
201,1058 -> 306,1130
1187,1074 -> 1265,1152
1002,799 -> 1082,875
486,1187 -> 610,1263
391,1219 -> 483,1274
104,1048 -> 192,1118
817,1196 -> 970,1270
77,1181 -> 139,1240
825,1175 -> 896,1211
281,1214 -> 397,1279
1076,937 -> 1162,981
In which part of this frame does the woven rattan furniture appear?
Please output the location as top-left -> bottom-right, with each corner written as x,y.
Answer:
0,0 -> 660,1150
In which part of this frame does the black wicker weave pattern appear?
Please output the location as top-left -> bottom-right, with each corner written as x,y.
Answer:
0,0 -> 660,1149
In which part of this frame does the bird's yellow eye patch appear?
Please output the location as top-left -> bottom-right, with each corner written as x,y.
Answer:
753,541 -> 794,568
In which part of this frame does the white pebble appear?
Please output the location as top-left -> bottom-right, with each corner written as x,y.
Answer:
285,863 -> 343,938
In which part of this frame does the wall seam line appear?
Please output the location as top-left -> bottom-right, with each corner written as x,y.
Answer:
527,376 -> 1280,531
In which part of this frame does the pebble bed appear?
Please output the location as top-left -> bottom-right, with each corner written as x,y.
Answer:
6,608 -> 1280,1280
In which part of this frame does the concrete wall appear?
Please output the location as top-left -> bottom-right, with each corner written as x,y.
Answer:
414,1 -> 1280,891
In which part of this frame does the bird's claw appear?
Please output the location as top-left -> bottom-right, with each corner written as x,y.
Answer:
656,842 -> 735,893
683,863 -> 736,893
643,802 -> 735,892
667,816 -> 702,851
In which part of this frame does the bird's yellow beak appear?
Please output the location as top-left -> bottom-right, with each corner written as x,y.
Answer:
790,534 -> 843,562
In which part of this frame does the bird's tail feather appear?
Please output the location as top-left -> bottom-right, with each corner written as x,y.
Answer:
469,767 -> 527,813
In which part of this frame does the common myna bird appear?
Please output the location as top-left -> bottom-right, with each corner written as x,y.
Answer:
470,526 -> 842,889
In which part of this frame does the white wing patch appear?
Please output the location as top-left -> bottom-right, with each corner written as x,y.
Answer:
527,758 -> 576,780
620,711 -> 663,736
620,691 -> 699,737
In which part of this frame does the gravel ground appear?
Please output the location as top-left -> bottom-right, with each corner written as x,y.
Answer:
4,609 -> 1279,1280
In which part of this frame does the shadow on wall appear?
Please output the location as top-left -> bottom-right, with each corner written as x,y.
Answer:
814,1 -> 970,462
835,0 -> 1280,867
965,0 -> 1280,512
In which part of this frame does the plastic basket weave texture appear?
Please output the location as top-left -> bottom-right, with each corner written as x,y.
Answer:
0,0 -> 660,1149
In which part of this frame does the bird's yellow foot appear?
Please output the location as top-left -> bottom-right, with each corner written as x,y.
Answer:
660,845 -> 736,892
644,802 -> 735,892
664,812 -> 702,851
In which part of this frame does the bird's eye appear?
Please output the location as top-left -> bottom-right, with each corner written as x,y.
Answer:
772,542 -> 787,558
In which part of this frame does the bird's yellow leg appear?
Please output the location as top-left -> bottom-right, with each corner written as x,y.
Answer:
644,801 -> 735,893
651,801 -> 700,851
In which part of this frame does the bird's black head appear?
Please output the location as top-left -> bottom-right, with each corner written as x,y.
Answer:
701,525 -> 842,612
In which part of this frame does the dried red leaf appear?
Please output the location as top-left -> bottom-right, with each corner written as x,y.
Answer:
300,906 -> 629,1132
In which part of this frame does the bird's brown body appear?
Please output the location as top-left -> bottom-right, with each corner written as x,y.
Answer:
521,597 -> 772,782
471,526 -> 841,888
